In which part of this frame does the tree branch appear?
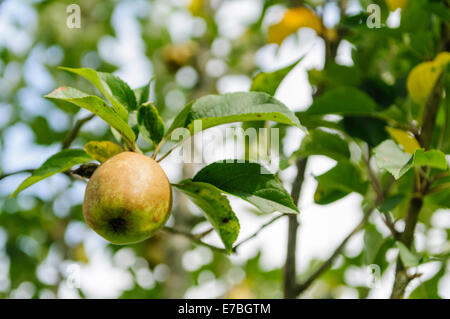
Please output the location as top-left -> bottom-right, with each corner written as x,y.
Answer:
284,158 -> 308,298
390,73 -> 444,299
163,226 -> 228,254
295,205 -> 375,295
61,114 -> 95,150
234,213 -> 286,251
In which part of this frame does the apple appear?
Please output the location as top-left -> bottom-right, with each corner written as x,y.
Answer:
83,152 -> 172,244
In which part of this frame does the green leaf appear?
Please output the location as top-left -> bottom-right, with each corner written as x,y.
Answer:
59,67 -> 134,118
193,160 -> 299,215
375,141 -> 448,180
408,149 -> 448,171
137,102 -> 165,145
173,181 -> 239,253
134,79 -> 152,106
373,140 -> 412,179
45,86 -> 136,148
396,242 -> 420,268
314,161 -> 369,205
250,57 -> 303,96
10,149 -> 93,197
84,141 -> 123,163
166,92 -> 302,137
379,194 -> 405,213
291,129 -> 350,162
363,224 -> 384,265
306,87 -> 379,116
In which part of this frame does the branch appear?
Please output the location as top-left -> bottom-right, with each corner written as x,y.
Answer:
162,226 -> 228,254
391,73 -> 444,299
0,169 -> 34,181
295,205 -> 375,295
61,114 -> 95,150
234,213 -> 286,251
284,158 -> 308,298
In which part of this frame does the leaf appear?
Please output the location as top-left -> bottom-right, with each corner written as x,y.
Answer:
45,86 -> 136,148
314,161 -> 369,205
375,140 -> 448,180
379,194 -> 405,213
137,102 -> 165,145
10,149 -> 93,197
363,224 -> 384,265
407,52 -> 450,108
386,0 -> 409,11
373,140 -> 412,179
268,7 -> 324,45
59,67 -> 135,119
306,87 -> 379,116
193,160 -> 299,215
396,242 -> 420,268
84,141 -> 123,163
291,129 -> 350,162
385,127 -> 421,154
134,79 -> 152,106
409,149 -> 448,171
173,181 -> 239,253
189,0 -> 204,17
166,92 -> 302,137
250,57 -> 303,96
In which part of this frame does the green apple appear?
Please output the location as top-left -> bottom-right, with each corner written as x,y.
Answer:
83,152 -> 172,244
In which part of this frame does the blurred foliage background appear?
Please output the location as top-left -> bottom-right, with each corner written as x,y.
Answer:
0,0 -> 449,299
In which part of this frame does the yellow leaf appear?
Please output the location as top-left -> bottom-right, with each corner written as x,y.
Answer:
386,127 -> 420,154
386,0 -> 409,11
73,243 -> 89,263
407,52 -> 450,108
84,141 -> 123,163
189,0 -> 204,17
268,7 -> 323,45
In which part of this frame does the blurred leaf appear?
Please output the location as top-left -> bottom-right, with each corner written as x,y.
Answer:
379,194 -> 405,213
291,129 -> 350,162
193,160 -> 299,214
166,92 -> 302,137
84,141 -> 123,163
396,242 -> 420,267
174,181 -> 239,253
342,116 -> 389,147
423,0 -> 450,22
374,140 -> 412,179
59,67 -> 134,118
45,86 -> 136,148
386,127 -> 421,154
314,161 -> 369,205
306,87 -> 379,116
268,7 -> 323,45
137,102 -> 165,145
407,52 -> 450,108
11,149 -> 93,197
386,0 -> 409,11
250,56 -> 303,96
363,224 -> 384,265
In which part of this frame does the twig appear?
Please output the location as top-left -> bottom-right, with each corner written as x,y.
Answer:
61,114 -> 95,149
162,226 -> 228,254
391,72 -> 444,299
295,205 -> 375,295
284,158 -> 308,298
234,213 -> 286,250
0,169 -> 34,181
